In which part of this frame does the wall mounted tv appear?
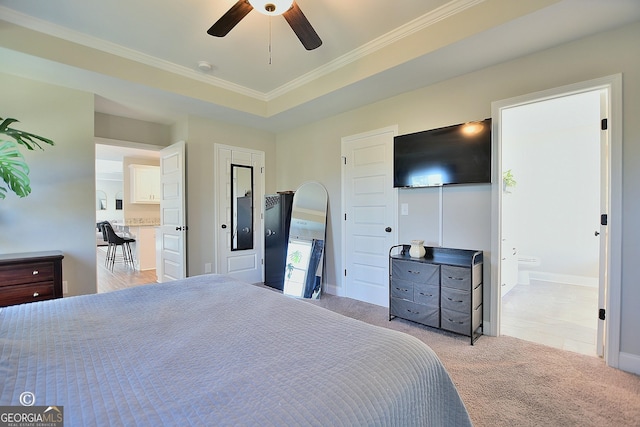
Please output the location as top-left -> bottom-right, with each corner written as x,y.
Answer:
393,118 -> 492,188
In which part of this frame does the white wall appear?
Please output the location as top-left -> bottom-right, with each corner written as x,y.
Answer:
276,22 -> 640,359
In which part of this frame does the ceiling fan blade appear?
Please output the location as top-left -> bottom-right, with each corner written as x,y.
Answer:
282,2 -> 322,50
207,0 -> 253,37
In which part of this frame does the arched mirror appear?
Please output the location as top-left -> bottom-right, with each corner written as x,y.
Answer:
231,164 -> 254,251
283,181 -> 328,299
96,190 -> 107,210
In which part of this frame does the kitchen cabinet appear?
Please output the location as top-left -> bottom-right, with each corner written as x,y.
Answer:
130,164 -> 160,204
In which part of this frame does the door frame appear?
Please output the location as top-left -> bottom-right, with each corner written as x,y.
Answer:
489,74 -> 622,367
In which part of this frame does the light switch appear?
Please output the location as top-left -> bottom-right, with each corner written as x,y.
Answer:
401,203 -> 409,216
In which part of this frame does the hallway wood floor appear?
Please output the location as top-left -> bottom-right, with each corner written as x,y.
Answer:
96,247 -> 157,293
501,280 -> 598,357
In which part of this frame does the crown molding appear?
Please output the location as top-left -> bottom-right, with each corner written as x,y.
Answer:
0,6 -> 267,101
265,0 -> 484,100
0,0 -> 482,103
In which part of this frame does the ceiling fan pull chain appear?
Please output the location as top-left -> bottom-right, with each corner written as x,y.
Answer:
269,17 -> 273,65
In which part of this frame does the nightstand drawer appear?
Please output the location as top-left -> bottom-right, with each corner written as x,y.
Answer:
392,260 -> 439,285
0,282 -> 55,306
0,262 -> 55,287
390,298 -> 439,328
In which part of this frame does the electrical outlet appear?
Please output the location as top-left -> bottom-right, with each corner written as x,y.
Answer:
401,203 -> 409,216
204,263 -> 212,273
63,281 -> 68,294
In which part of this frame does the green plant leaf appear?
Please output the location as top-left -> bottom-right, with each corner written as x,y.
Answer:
0,140 -> 31,199
0,117 -> 55,151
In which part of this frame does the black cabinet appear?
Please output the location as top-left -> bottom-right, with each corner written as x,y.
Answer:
264,192 -> 294,290
389,245 -> 483,344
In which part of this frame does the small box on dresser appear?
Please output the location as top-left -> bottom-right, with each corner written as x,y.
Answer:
0,251 -> 64,307
389,245 -> 483,344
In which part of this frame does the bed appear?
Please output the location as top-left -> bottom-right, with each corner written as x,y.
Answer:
0,274 -> 471,426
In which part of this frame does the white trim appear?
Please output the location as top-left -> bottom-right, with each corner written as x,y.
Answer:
490,74 -> 622,369
618,352 -> 640,376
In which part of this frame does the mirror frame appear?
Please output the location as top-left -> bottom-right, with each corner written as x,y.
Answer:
230,164 -> 254,251
283,181 -> 328,299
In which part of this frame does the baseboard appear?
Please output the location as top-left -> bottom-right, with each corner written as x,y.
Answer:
519,270 -> 598,288
618,351 -> 640,376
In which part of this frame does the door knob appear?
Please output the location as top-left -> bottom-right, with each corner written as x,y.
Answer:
385,227 -> 392,233
221,224 -> 227,229
594,231 -> 600,236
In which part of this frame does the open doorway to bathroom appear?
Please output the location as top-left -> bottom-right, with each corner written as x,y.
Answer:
499,89 -> 604,357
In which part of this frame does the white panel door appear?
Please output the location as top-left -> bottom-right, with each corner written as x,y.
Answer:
215,144 -> 265,284
342,126 -> 397,307
158,140 -> 186,282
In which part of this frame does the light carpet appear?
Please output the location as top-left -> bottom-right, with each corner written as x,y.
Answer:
307,293 -> 640,427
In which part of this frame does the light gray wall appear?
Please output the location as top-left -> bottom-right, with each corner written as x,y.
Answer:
95,112 -> 172,146
0,73 -> 96,296
275,22 -> 640,358
175,115 -> 276,277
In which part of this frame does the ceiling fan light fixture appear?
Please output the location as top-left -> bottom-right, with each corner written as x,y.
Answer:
248,0 -> 294,16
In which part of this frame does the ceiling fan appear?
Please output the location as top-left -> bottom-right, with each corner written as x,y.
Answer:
207,0 -> 322,50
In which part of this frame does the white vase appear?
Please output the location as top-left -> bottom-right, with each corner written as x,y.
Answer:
409,240 -> 426,258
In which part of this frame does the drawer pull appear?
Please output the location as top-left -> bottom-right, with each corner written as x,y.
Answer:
447,276 -> 463,281
32,270 -> 39,275
395,287 -> 409,292
419,292 -> 433,297
33,292 -> 40,298
408,270 -> 421,275
447,318 -> 464,324
407,309 -> 419,315
447,297 -> 464,303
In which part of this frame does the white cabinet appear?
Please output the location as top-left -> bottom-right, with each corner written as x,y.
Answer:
129,164 -> 160,204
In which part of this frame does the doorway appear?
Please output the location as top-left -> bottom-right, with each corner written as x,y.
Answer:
491,74 -> 623,367
95,141 -> 161,292
500,90 -> 602,356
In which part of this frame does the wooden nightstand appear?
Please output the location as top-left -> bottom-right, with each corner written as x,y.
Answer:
0,251 -> 64,307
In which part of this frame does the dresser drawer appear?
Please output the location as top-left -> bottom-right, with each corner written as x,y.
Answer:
0,282 -> 56,307
390,278 -> 414,301
414,283 -> 439,306
392,260 -> 439,285
441,304 -> 482,336
441,287 -> 471,312
0,262 -> 55,287
441,265 -> 471,290
390,298 -> 440,328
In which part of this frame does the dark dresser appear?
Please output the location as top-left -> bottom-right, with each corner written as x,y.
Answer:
0,251 -> 64,307
389,245 -> 483,344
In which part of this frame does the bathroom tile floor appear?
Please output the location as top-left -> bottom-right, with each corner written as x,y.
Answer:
501,280 -> 599,357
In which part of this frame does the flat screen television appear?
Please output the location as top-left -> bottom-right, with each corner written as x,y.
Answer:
393,118 -> 492,188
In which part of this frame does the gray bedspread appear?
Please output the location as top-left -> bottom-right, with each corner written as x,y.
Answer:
0,274 -> 471,426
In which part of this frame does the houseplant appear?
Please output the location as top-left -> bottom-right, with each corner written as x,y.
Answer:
0,117 -> 55,199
